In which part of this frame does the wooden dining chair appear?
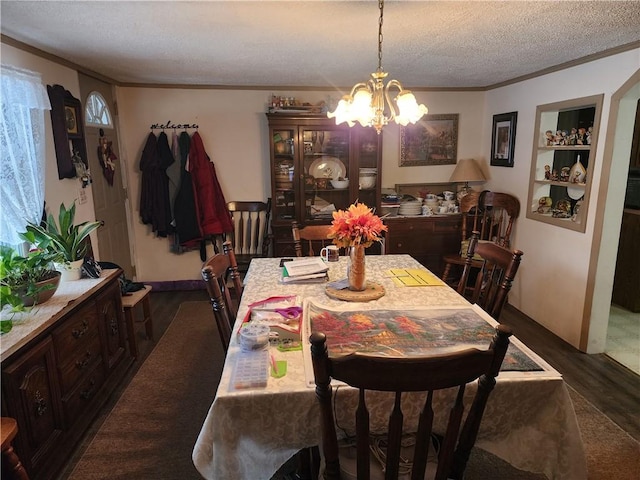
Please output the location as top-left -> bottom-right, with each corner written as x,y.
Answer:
1,417 -> 29,480
457,231 -> 524,321
310,324 -> 513,480
441,191 -> 520,285
201,240 -> 244,353
227,199 -> 272,273
292,221 -> 333,257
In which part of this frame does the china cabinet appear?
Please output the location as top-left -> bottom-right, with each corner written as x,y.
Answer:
526,94 -> 603,232
267,113 -> 382,256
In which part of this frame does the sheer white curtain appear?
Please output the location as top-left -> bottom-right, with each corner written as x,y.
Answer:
0,64 -> 51,245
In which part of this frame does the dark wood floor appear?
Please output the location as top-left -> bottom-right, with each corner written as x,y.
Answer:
144,291 -> 640,441
58,289 -> 640,479
500,304 -> 640,441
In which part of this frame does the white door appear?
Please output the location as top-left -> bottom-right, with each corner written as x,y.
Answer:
78,73 -> 134,278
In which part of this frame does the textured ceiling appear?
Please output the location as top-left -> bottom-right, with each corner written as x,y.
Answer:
1,1 -> 639,89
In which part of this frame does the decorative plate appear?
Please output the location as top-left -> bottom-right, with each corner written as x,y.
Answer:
309,156 -> 346,180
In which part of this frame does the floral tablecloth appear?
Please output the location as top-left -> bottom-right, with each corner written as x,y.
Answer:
192,255 -> 587,480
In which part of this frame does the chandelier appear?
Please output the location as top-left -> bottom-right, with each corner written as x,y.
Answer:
327,0 -> 428,134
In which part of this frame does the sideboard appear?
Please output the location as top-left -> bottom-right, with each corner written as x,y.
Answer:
1,269 -> 132,480
383,215 -> 462,275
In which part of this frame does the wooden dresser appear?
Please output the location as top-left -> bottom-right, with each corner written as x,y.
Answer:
1,269 -> 132,480
383,215 -> 462,275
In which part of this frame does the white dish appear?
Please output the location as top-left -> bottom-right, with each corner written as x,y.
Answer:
309,156 -> 346,180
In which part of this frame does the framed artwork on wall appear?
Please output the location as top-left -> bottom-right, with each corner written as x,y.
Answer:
64,104 -> 80,137
400,114 -> 459,166
491,111 -> 518,167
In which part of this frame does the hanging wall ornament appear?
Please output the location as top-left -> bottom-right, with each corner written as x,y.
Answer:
72,149 -> 92,188
98,133 -> 117,186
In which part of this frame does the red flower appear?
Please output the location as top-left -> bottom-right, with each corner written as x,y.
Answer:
328,202 -> 387,248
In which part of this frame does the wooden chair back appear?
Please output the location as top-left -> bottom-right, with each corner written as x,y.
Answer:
441,191 -> 520,284
460,191 -> 520,248
457,231 -> 523,320
227,199 -> 271,269
201,240 -> 243,353
292,221 -> 333,257
310,325 -> 513,480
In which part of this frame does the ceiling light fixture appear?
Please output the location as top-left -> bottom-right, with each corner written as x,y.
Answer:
327,0 -> 428,134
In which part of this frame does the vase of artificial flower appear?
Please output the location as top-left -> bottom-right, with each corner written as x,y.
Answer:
328,202 -> 387,292
347,245 -> 367,291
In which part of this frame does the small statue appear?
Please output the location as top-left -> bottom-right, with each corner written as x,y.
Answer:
567,128 -> 578,145
551,169 -> 559,181
544,164 -> 551,180
560,166 -> 571,182
545,130 -> 554,146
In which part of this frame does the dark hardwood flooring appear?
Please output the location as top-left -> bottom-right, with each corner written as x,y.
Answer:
58,289 -> 639,479
501,304 -> 640,441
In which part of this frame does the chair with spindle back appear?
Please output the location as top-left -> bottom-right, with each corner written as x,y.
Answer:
227,199 -> 272,273
201,240 -> 244,353
310,324 -> 513,480
292,221 -> 333,257
441,191 -> 520,285
457,231 -> 524,320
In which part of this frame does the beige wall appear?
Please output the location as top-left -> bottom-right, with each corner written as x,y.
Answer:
483,49 -> 639,349
2,36 -> 638,350
115,87 -> 485,282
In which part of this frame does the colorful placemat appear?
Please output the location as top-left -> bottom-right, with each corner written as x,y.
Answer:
387,268 -> 445,286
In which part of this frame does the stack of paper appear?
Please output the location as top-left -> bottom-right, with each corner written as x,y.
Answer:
281,257 -> 329,283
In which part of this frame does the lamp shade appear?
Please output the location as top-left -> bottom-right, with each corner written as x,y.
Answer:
449,158 -> 486,183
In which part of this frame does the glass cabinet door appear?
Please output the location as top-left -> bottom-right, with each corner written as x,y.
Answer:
301,127 -> 350,222
272,128 -> 296,222
353,127 -> 380,212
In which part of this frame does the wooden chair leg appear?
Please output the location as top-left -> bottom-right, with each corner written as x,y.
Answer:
1,418 -> 30,480
142,295 -> 154,340
442,262 -> 453,283
124,307 -> 138,359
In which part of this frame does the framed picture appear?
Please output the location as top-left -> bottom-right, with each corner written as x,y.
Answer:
400,114 -> 458,166
64,103 -> 80,137
491,111 -> 517,167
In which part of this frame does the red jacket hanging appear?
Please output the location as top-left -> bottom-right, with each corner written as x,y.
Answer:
188,131 -> 233,237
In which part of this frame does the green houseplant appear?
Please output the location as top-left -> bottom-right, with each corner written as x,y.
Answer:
0,246 -> 62,332
22,202 -> 102,281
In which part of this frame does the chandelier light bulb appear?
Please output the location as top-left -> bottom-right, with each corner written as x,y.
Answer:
327,0 -> 428,134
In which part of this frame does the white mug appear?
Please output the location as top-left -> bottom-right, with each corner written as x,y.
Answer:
443,191 -> 455,201
438,205 -> 448,214
320,245 -> 339,262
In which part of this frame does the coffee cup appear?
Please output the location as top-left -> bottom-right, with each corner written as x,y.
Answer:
425,193 -> 437,201
438,205 -> 448,214
443,191 -> 455,201
320,245 -> 339,262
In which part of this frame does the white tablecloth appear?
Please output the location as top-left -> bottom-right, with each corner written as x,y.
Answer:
192,255 -> 587,480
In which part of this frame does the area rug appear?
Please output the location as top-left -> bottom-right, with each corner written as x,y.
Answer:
67,301 -> 639,480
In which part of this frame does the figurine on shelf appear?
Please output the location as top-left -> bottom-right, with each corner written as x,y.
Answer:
577,127 -> 587,145
544,164 -> 551,180
567,128 -> 578,145
586,126 -> 593,145
545,130 -> 554,146
560,166 -> 571,182
551,169 -> 559,181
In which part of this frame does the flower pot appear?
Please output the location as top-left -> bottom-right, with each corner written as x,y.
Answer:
348,246 -> 366,291
18,271 -> 62,307
55,259 -> 84,281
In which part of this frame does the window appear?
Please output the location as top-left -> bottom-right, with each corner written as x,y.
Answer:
0,64 -> 50,246
84,91 -> 112,127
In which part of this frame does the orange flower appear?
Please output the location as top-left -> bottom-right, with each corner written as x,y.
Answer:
328,202 -> 387,248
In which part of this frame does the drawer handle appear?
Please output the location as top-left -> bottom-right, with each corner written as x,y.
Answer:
34,390 -> 48,416
72,320 -> 89,339
75,351 -> 92,370
80,379 -> 97,400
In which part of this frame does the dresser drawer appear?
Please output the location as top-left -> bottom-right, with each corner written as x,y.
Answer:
57,332 -> 101,394
61,359 -> 105,424
52,302 -> 99,364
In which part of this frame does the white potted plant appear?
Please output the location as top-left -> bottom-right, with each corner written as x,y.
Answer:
22,202 -> 101,281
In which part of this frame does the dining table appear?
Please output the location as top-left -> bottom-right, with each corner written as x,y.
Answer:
192,255 -> 587,480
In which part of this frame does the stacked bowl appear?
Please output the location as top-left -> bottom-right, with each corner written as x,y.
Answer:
359,168 -> 377,190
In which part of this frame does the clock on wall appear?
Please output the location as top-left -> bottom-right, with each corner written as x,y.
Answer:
47,84 -> 88,179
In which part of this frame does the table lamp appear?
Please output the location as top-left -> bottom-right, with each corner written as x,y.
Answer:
449,158 -> 486,200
